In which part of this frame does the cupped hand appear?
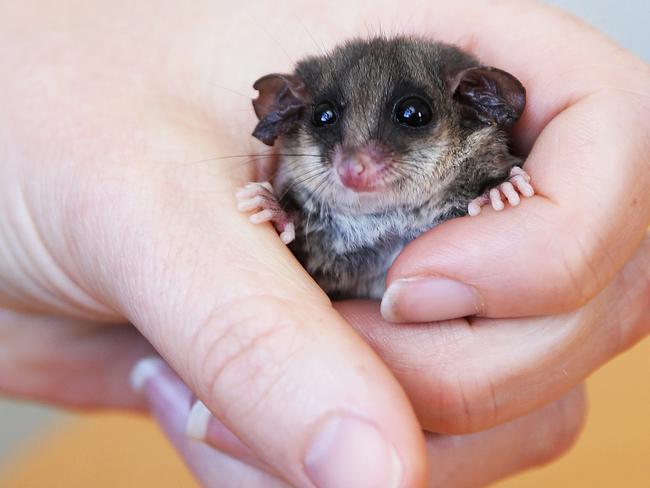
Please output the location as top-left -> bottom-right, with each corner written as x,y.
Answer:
2,1 -> 429,486
377,0 -> 650,434
0,1 -> 648,488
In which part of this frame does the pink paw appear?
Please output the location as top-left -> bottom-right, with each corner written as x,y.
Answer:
468,166 -> 535,217
236,181 -> 295,244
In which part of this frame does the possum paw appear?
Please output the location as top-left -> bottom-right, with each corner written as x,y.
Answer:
468,166 -> 535,217
236,181 -> 295,244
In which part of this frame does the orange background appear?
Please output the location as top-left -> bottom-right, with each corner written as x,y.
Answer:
1,338 -> 648,487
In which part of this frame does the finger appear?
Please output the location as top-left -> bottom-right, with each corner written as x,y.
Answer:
510,167 -> 530,183
279,222 -> 295,244
236,196 -> 264,212
0,310 -> 152,410
489,188 -> 504,211
383,95 -> 650,322
396,0 -> 650,153
499,182 -> 520,206
342,234 -> 649,433
8,28 -> 428,483
425,386 -> 587,487
66,139 -> 428,487
167,363 -> 586,488
249,208 -> 277,224
179,383 -> 587,488
132,359 -> 586,488
129,357 -> 264,472
467,194 -> 489,217
132,358 -> 289,488
131,357 -> 289,487
186,400 -> 261,470
510,175 -> 533,198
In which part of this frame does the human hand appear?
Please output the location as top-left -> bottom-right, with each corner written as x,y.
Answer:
129,355 -> 587,488
1,1 -> 647,488
0,307 -> 588,488
374,0 -> 650,434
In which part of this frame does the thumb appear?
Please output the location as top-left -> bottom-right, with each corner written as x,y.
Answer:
382,91 -> 650,322
71,154 -> 428,487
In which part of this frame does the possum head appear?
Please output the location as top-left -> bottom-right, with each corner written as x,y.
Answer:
251,37 -> 525,214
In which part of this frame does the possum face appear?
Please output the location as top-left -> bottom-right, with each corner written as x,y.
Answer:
251,37 -> 525,214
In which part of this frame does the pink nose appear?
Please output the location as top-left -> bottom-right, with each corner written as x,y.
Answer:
335,150 -> 385,192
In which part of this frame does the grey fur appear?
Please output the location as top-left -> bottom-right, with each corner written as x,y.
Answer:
255,37 -> 524,299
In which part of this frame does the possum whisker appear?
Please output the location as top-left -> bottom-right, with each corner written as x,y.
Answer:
301,171 -> 334,252
208,82 -> 252,100
278,168 -> 329,203
176,152 -> 324,171
247,12 -> 296,65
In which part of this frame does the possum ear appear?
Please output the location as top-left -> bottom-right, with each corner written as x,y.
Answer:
451,67 -> 525,128
251,74 -> 308,146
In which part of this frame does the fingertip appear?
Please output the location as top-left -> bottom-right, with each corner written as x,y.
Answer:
381,277 -> 483,323
250,209 -> 273,224
489,189 -> 504,211
129,356 -> 164,393
388,201 -> 542,319
304,415 -> 405,488
182,296 -> 429,486
501,183 -> 521,206
186,400 -> 211,441
467,203 -> 481,217
379,285 -> 401,322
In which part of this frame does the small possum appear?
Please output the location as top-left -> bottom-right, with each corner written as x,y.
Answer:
236,37 -> 534,299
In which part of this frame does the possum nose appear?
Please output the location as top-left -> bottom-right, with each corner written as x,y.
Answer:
336,150 -> 385,192
337,159 -> 365,178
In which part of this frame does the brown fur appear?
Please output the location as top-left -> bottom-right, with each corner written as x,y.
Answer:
251,37 -> 525,299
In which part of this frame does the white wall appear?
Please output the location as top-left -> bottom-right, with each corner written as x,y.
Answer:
545,0 -> 649,61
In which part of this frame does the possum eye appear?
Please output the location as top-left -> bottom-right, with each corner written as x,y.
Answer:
312,102 -> 338,127
395,97 -> 432,128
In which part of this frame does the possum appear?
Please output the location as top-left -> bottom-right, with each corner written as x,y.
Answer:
236,36 -> 534,300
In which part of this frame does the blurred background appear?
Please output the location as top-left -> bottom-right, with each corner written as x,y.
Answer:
1,1 -> 648,486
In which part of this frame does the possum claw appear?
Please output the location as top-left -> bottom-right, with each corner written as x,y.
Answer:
236,181 -> 296,244
468,166 -> 535,216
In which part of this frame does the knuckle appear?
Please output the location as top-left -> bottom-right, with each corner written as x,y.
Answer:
526,389 -> 588,468
609,235 -> 650,352
543,220 -> 609,312
428,366 -> 499,434
557,251 -> 598,309
189,295 -> 306,418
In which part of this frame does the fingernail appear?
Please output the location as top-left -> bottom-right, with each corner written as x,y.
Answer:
381,277 -> 482,322
129,356 -> 165,392
186,400 -> 257,464
304,415 -> 403,488
186,400 -> 212,441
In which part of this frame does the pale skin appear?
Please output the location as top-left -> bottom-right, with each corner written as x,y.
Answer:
0,1 -> 649,488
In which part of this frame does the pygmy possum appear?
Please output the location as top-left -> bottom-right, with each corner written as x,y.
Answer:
236,37 -> 534,300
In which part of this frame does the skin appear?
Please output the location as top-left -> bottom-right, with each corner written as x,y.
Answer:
0,1 -> 648,487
